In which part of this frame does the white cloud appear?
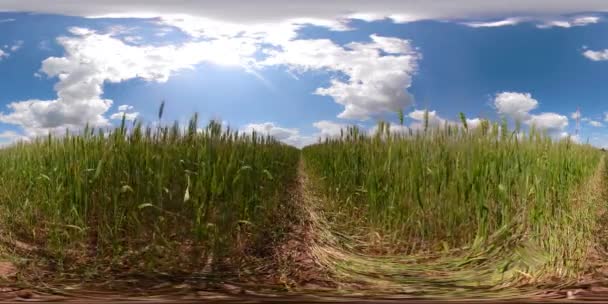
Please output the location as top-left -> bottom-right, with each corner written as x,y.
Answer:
0,130 -> 18,139
560,132 -> 581,143
408,109 -> 449,129
312,120 -> 347,138
369,123 -> 407,135
573,112 -> 602,127
262,34 -> 418,120
462,15 -> 600,29
583,49 -> 608,61
466,118 -> 483,129
589,120 -> 603,127
405,109 -> 484,130
0,130 -> 29,147
110,105 -> 139,121
0,18 -> 15,23
494,92 -> 538,121
241,120 -> 357,148
159,15 -> 349,47
68,27 -> 96,36
110,111 -> 139,121
366,110 -> 481,134
0,40 -> 24,60
526,112 -> 568,131
493,92 -> 568,132
0,28 -> 260,137
464,17 -> 523,28
118,104 -> 133,112
574,16 -> 600,26
537,15 -> 600,28
240,122 -> 315,148
9,40 -> 23,52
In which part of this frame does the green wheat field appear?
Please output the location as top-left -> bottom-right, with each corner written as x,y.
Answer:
0,106 -> 606,300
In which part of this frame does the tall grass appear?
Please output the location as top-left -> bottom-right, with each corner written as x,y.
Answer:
0,114 -> 299,274
302,117 -> 603,261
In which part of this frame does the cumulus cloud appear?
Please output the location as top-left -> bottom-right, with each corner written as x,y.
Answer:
159,15 -> 350,47
312,120 -> 347,138
589,120 -> 603,127
465,118 -> 483,129
0,130 -> 25,141
262,34 -> 418,120
560,132 -> 581,143
526,112 -> 568,131
0,40 -> 24,60
583,49 -> 608,61
537,15 -> 600,28
241,122 -> 299,141
0,28 -> 259,137
1,19 -> 420,136
494,92 -> 568,132
241,120 -> 353,148
110,104 -> 139,121
110,112 -> 139,121
573,112 -> 603,127
462,14 -> 600,28
240,122 -> 315,148
494,92 -> 539,121
0,130 -> 29,147
151,16 -> 419,121
118,105 -> 133,112
408,109 -> 449,129
464,17 -> 523,28
366,110 -> 481,134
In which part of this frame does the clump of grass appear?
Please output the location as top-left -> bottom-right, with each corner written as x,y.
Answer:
0,113 -> 299,276
303,114 -> 604,283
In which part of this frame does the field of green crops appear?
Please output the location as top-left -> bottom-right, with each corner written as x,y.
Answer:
0,113 -> 300,276
302,117 -> 606,288
0,110 -> 605,295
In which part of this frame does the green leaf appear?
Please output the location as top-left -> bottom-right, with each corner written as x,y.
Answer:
93,159 -> 104,180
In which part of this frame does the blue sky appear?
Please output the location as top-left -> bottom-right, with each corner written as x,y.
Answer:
2,2 -> 608,147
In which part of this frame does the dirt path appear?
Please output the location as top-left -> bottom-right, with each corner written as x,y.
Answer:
287,162 -> 534,299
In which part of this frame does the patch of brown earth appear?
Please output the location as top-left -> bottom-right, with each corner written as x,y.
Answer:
272,162 -> 337,290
